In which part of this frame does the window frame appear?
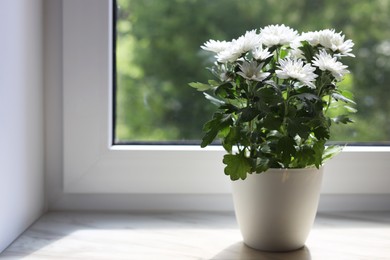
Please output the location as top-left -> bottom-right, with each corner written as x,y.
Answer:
63,0 -> 390,195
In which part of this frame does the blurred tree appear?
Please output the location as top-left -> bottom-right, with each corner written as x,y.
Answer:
115,0 -> 390,144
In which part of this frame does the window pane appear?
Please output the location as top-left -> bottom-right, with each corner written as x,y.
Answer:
114,0 -> 390,144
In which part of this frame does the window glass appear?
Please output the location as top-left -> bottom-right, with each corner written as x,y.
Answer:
114,0 -> 390,144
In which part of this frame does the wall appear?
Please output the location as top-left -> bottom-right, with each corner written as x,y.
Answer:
0,0 -> 45,253
43,0 -> 65,213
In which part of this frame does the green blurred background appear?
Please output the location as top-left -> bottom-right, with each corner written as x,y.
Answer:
114,0 -> 390,144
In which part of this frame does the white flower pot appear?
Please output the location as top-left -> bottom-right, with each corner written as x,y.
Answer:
231,167 -> 324,252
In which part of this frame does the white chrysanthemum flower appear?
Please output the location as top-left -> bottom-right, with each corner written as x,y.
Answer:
259,24 -> 298,47
276,58 -> 318,88
234,29 -> 262,54
300,31 -> 321,46
216,47 -> 242,63
252,45 -> 273,61
288,48 -> 305,60
237,61 -> 270,81
215,30 -> 262,63
313,50 -> 349,81
201,39 -> 230,53
303,29 -> 355,57
288,37 -> 306,59
332,38 -> 355,57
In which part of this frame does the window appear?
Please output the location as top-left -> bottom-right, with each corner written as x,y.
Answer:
63,0 -> 390,196
114,0 -> 390,145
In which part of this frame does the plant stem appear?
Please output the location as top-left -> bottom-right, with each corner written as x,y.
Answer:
281,81 -> 292,135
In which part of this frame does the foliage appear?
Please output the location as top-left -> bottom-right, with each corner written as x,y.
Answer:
190,25 -> 356,180
115,0 -> 390,143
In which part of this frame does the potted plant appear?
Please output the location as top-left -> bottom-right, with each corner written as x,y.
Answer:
190,24 -> 356,251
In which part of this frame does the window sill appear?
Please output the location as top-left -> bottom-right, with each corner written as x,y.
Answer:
2,211 -> 390,259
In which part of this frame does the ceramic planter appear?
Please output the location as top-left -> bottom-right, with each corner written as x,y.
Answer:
231,167 -> 324,252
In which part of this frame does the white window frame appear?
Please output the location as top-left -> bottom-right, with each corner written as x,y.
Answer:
63,0 -> 390,195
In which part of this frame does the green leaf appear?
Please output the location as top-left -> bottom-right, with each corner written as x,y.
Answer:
223,153 -> 252,180
203,93 -> 224,106
292,93 -> 320,102
218,125 -> 231,138
320,84 -> 336,96
201,113 -> 232,148
260,144 -> 272,154
332,93 -> 356,104
286,118 -> 310,139
277,136 -> 297,166
266,130 -> 283,140
215,82 -> 235,99
261,115 -> 283,129
189,82 -> 213,91
255,158 -> 270,173
294,146 -> 315,168
279,47 -> 289,59
313,125 -> 330,140
208,80 -> 220,87
313,140 -> 326,168
256,85 -> 283,108
344,105 -> 357,113
220,103 -> 239,113
322,145 -> 343,162
298,41 -> 316,61
239,107 -> 259,122
340,89 -> 355,100
332,115 -> 354,124
222,126 -> 240,153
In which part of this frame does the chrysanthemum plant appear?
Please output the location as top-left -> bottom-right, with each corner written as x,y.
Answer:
190,24 -> 356,180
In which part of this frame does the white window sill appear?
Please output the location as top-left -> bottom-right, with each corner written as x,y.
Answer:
2,211 -> 390,259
